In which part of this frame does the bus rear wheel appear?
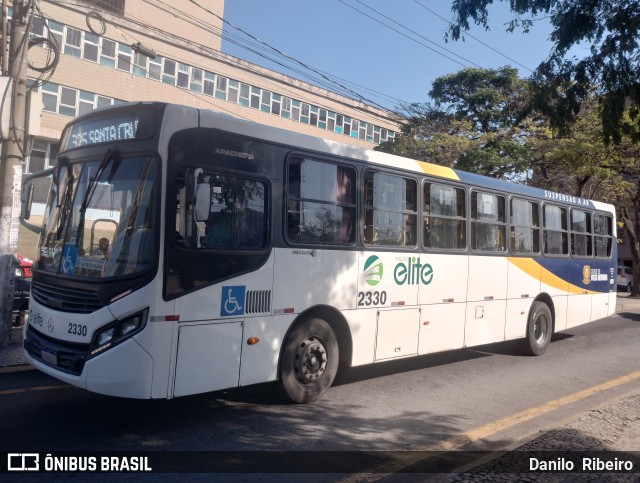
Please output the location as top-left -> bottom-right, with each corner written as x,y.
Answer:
279,318 -> 339,403
523,301 -> 552,356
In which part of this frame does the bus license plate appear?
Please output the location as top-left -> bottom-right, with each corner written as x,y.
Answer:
40,347 -> 57,366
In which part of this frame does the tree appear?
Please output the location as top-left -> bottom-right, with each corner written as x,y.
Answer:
378,67 -> 534,180
447,0 -> 640,145
376,103 -> 475,167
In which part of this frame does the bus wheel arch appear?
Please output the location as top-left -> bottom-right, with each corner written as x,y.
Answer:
522,295 -> 554,356
278,305 -> 351,403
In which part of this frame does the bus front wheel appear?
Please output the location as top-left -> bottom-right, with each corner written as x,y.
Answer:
523,301 -> 552,356
279,318 -> 339,403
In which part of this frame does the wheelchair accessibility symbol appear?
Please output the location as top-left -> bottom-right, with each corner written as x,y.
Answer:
221,286 -> 246,317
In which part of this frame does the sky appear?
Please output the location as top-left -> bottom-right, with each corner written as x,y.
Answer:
221,0 -> 561,113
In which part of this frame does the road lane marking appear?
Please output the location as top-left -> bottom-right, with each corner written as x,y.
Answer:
0,385 -> 68,396
340,370 -> 640,481
423,369 -> 640,452
0,365 -> 35,374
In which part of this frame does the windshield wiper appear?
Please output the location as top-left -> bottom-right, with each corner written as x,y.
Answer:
76,150 -> 120,248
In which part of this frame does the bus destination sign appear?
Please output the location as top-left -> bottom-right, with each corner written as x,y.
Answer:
64,115 -> 144,149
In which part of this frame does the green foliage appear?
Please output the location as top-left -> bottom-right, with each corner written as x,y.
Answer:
448,0 -> 640,145
377,67 -> 534,180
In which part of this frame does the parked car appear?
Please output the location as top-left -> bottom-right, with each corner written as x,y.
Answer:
617,266 -> 633,292
14,254 -> 33,278
13,276 -> 31,326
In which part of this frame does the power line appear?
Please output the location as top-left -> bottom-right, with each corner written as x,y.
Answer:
138,0 -> 405,120
47,0 -> 404,128
412,0 -> 534,73
337,0 -> 479,69
137,0 -> 407,115
185,0 -> 395,113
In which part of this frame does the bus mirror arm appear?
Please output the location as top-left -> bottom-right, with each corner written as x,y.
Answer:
20,167 -> 54,234
194,182 -> 211,222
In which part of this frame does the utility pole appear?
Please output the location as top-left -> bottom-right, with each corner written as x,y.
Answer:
0,0 -> 31,347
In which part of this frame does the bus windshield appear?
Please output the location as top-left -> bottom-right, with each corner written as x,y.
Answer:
37,154 -> 158,279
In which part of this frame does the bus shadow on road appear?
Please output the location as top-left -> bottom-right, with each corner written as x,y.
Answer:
335,333 -> 579,387
333,347 -> 489,387
616,311 -> 640,322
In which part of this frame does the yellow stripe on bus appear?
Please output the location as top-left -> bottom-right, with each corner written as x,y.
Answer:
508,257 -> 598,295
415,161 -> 460,180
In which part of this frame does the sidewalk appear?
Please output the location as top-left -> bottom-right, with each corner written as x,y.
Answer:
0,325 -> 26,368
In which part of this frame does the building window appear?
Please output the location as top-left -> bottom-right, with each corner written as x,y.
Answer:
83,32 -> 99,62
163,59 -> 176,85
82,0 -> 126,16
281,97 -> 291,119
291,100 -> 301,121
203,71 -> 215,96
78,91 -> 95,115
133,52 -> 147,77
271,93 -> 281,115
116,43 -> 132,72
228,79 -> 239,103
100,38 -> 116,68
190,68 -> 203,93
96,95 -> 113,108
59,86 -> 77,117
239,83 -> 250,107
47,20 -> 63,50
42,82 -> 59,112
148,56 -> 162,81
30,16 -> 45,39
260,90 -> 271,112
250,87 -> 260,109
300,103 -> 310,124
216,76 -> 227,100
64,27 -> 82,57
177,63 -> 189,88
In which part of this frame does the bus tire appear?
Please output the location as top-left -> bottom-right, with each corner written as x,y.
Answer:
523,301 -> 552,356
279,318 -> 339,403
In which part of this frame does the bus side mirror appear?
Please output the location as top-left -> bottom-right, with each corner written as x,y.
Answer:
195,182 -> 210,222
20,168 -> 54,234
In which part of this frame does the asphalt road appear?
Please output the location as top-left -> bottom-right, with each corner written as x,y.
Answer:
2,310 -> 640,467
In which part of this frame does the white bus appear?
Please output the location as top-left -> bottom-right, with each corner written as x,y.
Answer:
21,102 -> 617,403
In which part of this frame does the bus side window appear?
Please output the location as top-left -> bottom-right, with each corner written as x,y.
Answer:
286,158 -> 356,245
424,182 -> 466,251
471,191 -> 506,252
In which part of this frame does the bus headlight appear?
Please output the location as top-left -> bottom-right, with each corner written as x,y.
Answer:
90,310 -> 148,357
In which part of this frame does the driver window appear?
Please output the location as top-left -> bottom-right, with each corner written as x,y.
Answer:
176,170 -> 268,250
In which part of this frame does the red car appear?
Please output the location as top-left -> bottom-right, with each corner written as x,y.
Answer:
15,254 -> 33,278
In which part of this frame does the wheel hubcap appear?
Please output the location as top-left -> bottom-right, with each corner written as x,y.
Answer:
534,313 -> 549,344
294,336 -> 327,384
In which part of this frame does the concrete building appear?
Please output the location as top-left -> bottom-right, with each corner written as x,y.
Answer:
19,0 -> 400,175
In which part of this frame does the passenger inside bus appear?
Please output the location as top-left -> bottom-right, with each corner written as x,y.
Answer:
203,211 -> 231,247
97,237 -> 110,257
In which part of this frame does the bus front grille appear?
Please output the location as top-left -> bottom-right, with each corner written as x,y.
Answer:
31,281 -> 103,314
24,326 -> 89,376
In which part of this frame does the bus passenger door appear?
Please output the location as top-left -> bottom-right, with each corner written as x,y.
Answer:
173,320 -> 243,397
